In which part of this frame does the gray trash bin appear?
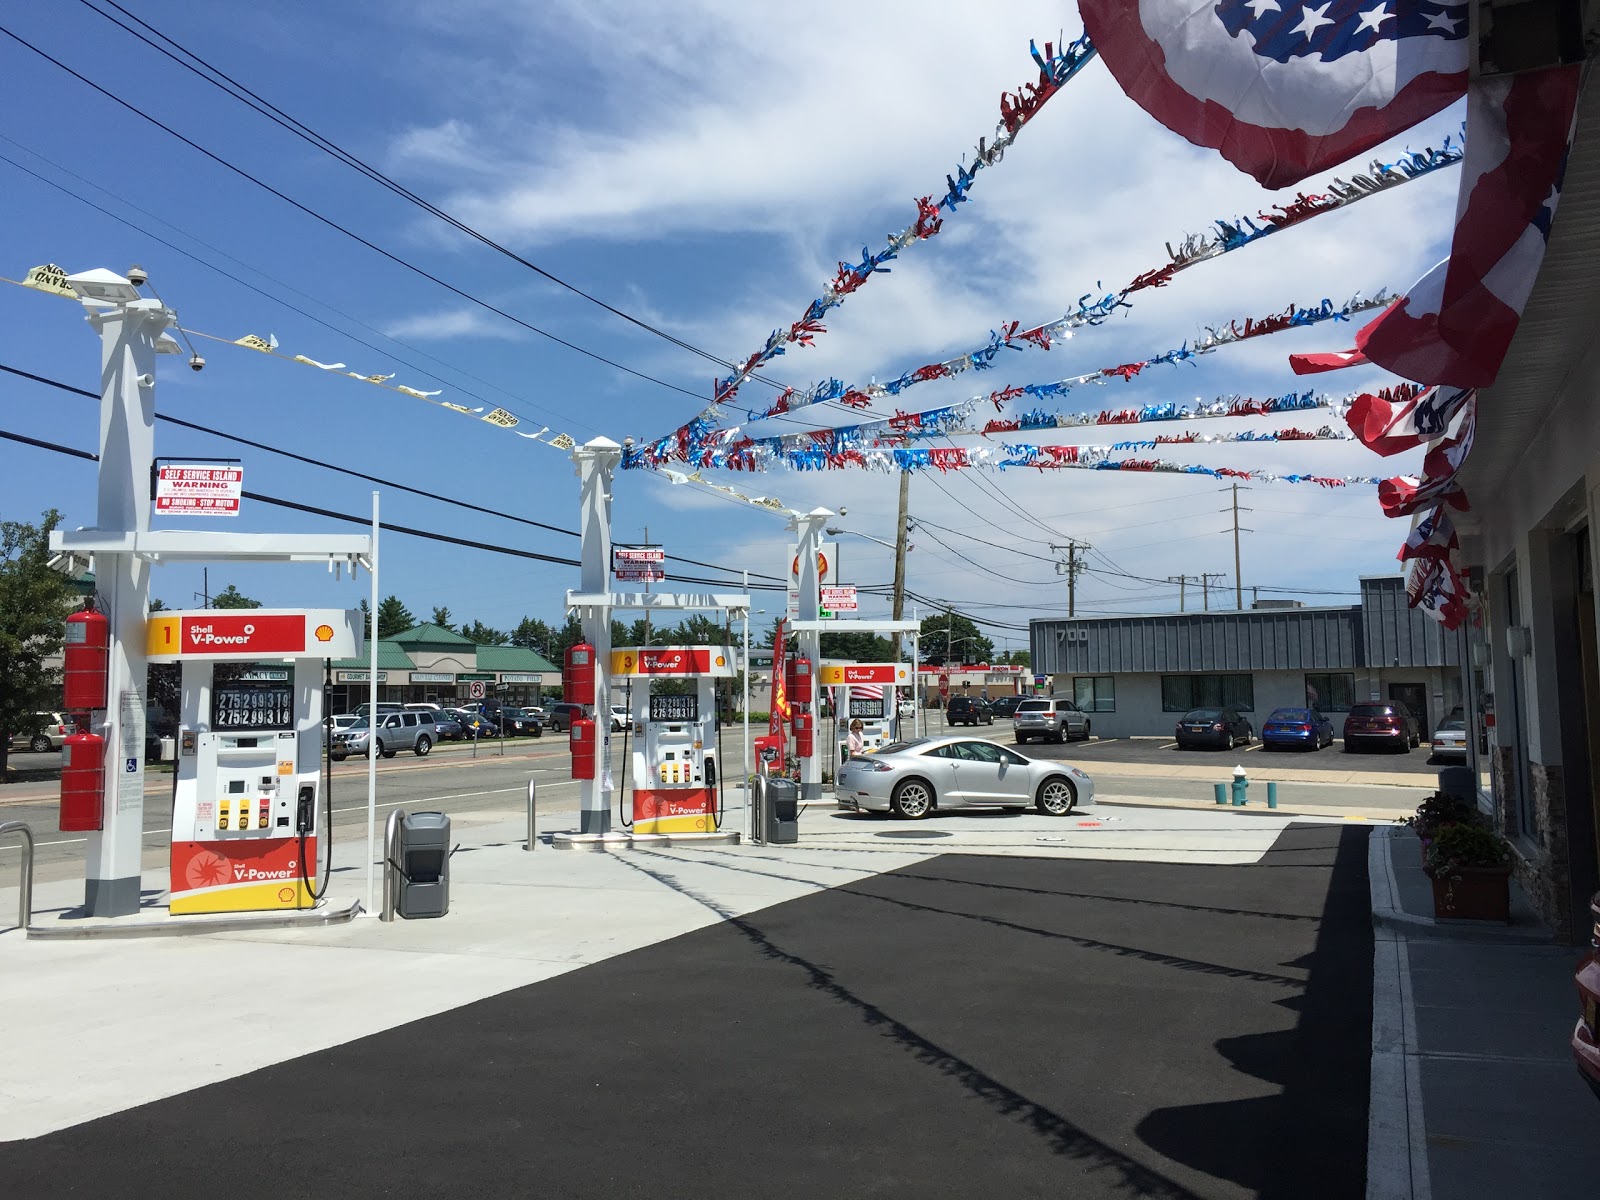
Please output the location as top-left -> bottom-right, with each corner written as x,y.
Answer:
397,811 -> 451,919
1437,765 -> 1476,805
764,778 -> 799,845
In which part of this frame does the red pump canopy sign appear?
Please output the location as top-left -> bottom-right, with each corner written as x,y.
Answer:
610,646 -> 736,678
146,608 -> 362,661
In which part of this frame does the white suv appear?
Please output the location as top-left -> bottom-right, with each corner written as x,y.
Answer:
1014,698 -> 1091,745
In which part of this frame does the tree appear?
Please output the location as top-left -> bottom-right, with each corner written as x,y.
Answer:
1000,649 -> 1031,669
511,616 -> 553,654
820,630 -> 893,662
376,595 -> 415,639
918,611 -> 993,665
551,613 -> 585,658
461,619 -> 508,645
212,583 -> 261,609
430,606 -> 454,631
148,597 -> 168,612
0,510 -> 69,775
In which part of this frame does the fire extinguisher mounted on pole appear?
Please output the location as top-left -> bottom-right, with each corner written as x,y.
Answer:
63,597 -> 111,713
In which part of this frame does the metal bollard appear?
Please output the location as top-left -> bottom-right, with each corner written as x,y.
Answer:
524,779 -> 537,850
1230,766 -> 1249,806
1267,781 -> 1278,810
1213,783 -> 1228,805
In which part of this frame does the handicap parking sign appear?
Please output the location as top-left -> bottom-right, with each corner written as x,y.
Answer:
125,757 -> 137,773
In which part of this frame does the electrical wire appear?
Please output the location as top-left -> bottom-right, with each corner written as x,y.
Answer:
0,362 -> 786,584
70,0 -> 790,393
0,23 -> 712,403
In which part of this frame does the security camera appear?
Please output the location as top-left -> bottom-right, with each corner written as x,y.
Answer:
137,373 -> 155,389
126,264 -> 148,287
188,354 -> 206,372
838,506 -> 848,516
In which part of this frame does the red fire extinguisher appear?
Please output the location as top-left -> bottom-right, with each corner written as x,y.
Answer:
569,718 -> 596,780
564,643 -> 596,706
793,711 -> 815,759
60,717 -> 106,832
63,602 -> 110,712
791,658 -> 814,703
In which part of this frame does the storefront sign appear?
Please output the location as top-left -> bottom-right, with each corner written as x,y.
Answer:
499,673 -> 542,683
154,463 -> 243,516
818,663 -> 909,686
410,671 -> 454,683
336,670 -> 387,683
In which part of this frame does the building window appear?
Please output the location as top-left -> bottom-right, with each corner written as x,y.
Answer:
1304,673 -> 1356,712
1073,676 -> 1115,712
1161,674 -> 1255,712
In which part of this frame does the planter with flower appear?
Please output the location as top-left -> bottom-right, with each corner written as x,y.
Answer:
1424,822 -> 1513,923
1401,791 -> 1482,862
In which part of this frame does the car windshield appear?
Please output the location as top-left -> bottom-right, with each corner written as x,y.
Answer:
877,739 -> 929,755
1269,709 -> 1312,721
346,718 -> 369,731
1185,709 -> 1222,720
1017,700 -> 1049,712
1437,718 -> 1467,731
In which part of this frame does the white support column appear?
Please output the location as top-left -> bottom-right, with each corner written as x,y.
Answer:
793,507 -> 832,802
575,438 -> 622,834
82,298 -> 168,916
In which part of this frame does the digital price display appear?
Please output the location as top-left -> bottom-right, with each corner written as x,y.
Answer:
649,694 -> 699,723
849,697 -> 887,719
211,681 -> 293,730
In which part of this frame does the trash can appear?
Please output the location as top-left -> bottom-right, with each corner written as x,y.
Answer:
397,811 -> 451,919
1437,766 -> 1476,805
764,777 -> 799,845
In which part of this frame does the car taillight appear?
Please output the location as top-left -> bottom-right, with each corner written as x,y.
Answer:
1212,723 -> 1225,730
1296,724 -> 1311,732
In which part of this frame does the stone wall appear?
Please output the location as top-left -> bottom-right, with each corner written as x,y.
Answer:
1501,756 -> 1576,941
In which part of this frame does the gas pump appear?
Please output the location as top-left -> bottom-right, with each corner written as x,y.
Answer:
148,608 -> 361,914
612,645 -> 736,836
843,686 -> 893,752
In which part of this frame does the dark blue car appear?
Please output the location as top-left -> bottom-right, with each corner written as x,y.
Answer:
1260,707 -> 1335,751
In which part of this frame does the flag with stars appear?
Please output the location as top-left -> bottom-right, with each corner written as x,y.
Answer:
1078,1 -> 1469,188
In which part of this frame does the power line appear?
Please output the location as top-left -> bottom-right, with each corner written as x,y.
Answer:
0,23 -> 711,403
70,0 -> 788,392
0,362 -> 786,584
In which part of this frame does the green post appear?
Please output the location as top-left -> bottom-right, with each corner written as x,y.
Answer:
1213,783 -> 1227,805
1267,781 -> 1278,810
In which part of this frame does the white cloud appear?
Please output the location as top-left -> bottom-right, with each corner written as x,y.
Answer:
380,307 -> 528,340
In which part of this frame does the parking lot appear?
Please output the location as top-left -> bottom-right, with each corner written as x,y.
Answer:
1016,734 -> 1450,780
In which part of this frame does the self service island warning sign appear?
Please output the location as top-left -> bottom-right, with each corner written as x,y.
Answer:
155,463 -> 243,516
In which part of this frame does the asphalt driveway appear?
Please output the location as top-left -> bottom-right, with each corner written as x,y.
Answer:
1,824 -> 1372,1199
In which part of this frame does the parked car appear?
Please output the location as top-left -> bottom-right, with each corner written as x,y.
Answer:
1260,707 -> 1335,751
330,711 -> 435,760
352,702 -> 403,719
1013,697 -> 1090,744
945,696 -> 994,726
897,698 -> 917,719
7,712 -> 70,753
835,735 -> 1095,819
404,703 -> 462,741
1343,702 -> 1420,753
501,707 -> 544,737
1174,707 -> 1254,750
988,694 -> 1026,718
323,713 -> 360,746
1429,716 -> 1469,762
609,705 -> 634,733
546,703 -> 586,732
1573,891 -> 1600,1102
453,709 -> 500,739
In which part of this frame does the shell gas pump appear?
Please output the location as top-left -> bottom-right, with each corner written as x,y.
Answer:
148,608 -> 361,914
613,645 -> 737,836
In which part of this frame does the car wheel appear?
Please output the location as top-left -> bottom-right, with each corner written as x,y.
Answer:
890,779 -> 934,820
378,740 -> 396,759
1083,720 -> 1092,740
1225,733 -> 1235,751
330,749 -> 348,762
1015,736 -> 1029,745
29,734 -> 51,753
1036,776 -> 1077,816
414,735 -> 432,757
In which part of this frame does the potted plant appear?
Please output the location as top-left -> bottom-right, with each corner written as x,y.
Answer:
1424,822 -> 1513,922
1401,791 -> 1481,860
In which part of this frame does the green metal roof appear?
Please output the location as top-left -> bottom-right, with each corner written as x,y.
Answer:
332,640 -> 416,671
474,644 -> 558,672
389,622 -> 476,649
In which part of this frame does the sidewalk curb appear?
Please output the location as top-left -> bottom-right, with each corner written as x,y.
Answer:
1368,826 -> 1431,1200
1369,825 -> 1555,945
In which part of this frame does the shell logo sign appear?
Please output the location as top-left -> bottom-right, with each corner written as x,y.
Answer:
314,624 -> 335,642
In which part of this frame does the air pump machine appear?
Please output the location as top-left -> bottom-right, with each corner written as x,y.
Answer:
147,608 -> 361,914
612,645 -> 736,835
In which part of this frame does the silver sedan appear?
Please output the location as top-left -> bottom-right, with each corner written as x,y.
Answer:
835,735 -> 1095,820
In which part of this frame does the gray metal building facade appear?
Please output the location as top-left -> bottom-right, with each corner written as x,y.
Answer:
1030,576 -> 1463,738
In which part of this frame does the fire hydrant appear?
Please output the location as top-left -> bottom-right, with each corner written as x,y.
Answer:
1230,764 -> 1249,806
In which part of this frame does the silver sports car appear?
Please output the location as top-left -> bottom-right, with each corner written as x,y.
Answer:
835,736 -> 1095,820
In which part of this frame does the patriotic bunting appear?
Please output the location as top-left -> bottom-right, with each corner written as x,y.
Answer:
1345,384 -> 1473,457
1398,504 -> 1459,564
1375,394 -> 1475,518
1079,1 -> 1468,188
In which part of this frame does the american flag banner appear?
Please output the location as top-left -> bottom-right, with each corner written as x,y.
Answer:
1078,1 -> 1469,188
1299,64 -> 1581,385
1376,394 -> 1475,517
1398,504 -> 1460,563
1346,384 -> 1474,457
1406,554 -> 1469,629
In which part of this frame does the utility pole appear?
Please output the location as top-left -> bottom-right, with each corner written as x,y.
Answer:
1167,574 -> 1196,612
1199,572 -> 1226,611
891,468 -> 910,660
1050,539 -> 1090,617
1224,483 -> 1253,609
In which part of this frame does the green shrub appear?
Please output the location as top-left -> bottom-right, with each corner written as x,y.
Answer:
1425,822 -> 1510,876
1401,791 -> 1481,839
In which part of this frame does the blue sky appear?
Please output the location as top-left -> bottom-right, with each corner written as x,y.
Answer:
0,1 -> 1459,645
